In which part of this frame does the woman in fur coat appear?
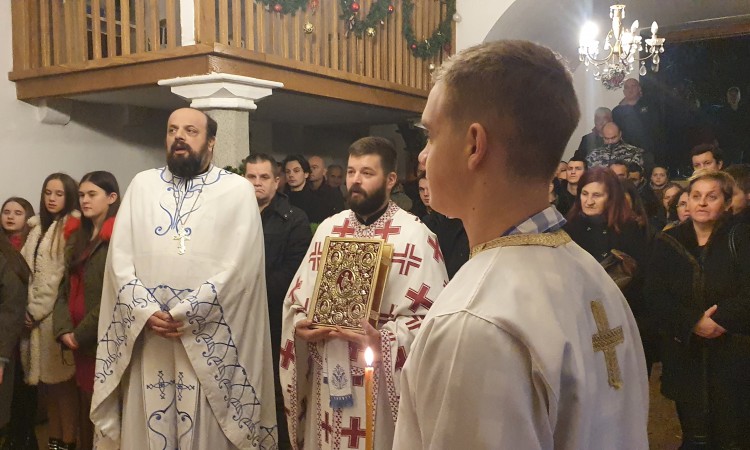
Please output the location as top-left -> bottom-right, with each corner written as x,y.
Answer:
20,173 -> 79,450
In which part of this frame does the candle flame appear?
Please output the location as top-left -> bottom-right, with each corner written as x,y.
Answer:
364,347 -> 374,366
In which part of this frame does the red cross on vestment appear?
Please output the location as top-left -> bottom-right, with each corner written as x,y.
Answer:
427,236 -> 444,263
374,219 -> 401,241
406,283 -> 434,313
341,416 -> 366,448
309,241 -> 323,271
332,219 -> 356,237
352,374 -> 364,387
392,244 -> 423,276
288,277 -> 303,302
404,316 -> 422,331
280,339 -> 296,369
395,346 -> 407,371
321,411 -> 333,443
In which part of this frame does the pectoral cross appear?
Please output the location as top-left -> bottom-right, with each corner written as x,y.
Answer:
591,300 -> 624,390
173,230 -> 190,255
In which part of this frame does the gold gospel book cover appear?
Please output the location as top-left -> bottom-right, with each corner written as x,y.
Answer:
308,237 -> 393,333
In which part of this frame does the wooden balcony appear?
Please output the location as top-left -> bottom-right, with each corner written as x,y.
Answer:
9,0 -> 454,113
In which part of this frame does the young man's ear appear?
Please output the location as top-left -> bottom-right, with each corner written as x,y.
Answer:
466,122 -> 489,171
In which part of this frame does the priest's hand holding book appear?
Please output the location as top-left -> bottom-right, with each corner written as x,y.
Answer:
295,319 -> 333,343
329,320 -> 382,360
295,318 -> 382,356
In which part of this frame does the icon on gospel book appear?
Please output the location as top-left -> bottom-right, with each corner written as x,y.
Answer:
308,237 -> 394,333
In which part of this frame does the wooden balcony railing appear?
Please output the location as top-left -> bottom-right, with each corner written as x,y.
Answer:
10,0 -> 453,98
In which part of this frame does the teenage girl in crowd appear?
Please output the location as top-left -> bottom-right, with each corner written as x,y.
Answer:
0,225 -> 30,447
20,174 -> 80,450
53,171 -> 120,450
1,197 -> 37,450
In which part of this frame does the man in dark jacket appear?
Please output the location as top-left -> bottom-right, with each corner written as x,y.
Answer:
245,153 -> 312,450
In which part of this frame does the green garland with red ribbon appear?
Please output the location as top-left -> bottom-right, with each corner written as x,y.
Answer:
402,0 -> 455,59
338,0 -> 394,36
256,0 -> 310,15
263,0 -> 455,60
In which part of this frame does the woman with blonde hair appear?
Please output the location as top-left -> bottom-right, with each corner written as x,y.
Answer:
645,170 -> 750,448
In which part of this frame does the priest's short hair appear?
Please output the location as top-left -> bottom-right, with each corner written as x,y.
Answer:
348,136 -> 397,175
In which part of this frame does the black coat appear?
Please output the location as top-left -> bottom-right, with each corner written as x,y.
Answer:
564,214 -> 648,318
644,220 -> 750,402
261,194 -> 312,342
573,131 -> 603,161
421,212 -> 469,279
0,252 -> 28,427
287,183 -> 342,224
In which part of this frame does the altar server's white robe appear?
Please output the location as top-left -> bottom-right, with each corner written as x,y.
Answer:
91,166 -> 277,450
281,202 -> 449,450
394,230 -> 649,450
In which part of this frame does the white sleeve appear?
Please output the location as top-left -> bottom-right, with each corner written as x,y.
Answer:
394,311 -> 554,450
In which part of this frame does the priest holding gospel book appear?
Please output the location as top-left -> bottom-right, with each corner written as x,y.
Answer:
280,137 -> 449,450
393,41 -> 649,449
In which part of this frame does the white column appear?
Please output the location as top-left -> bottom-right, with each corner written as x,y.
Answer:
159,73 -> 284,169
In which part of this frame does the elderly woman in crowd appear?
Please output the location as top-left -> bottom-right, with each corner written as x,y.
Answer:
645,170 -> 750,449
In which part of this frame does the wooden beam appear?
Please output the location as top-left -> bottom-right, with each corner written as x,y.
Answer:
208,54 -> 425,112
167,0 -> 178,48
14,55 -> 212,100
106,0 -> 117,56
9,45 -> 215,80
197,0 -> 216,45
11,43 -> 428,113
662,20 -> 750,43
211,43 -> 427,97
11,0 -> 29,71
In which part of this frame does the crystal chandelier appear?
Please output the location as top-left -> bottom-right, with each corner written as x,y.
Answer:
578,4 -> 665,89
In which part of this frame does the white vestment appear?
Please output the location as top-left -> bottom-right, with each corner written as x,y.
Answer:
280,202 -> 448,450
91,166 -> 277,450
394,230 -> 649,450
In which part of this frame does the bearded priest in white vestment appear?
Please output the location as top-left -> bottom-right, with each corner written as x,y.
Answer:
280,137 -> 449,450
91,108 -> 277,450
394,41 -> 649,449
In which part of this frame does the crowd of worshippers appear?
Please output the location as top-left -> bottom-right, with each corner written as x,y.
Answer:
0,71 -> 748,449
551,149 -> 750,447
572,79 -> 749,173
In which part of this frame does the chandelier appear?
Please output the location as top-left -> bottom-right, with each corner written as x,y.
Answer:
578,4 -> 665,89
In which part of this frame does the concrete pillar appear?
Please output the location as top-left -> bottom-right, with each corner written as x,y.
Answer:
158,73 -> 283,170
203,108 -> 249,169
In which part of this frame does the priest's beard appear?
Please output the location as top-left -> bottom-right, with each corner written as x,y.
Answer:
167,140 -> 212,178
347,182 -> 387,217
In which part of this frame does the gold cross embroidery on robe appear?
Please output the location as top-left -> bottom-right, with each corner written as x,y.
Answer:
590,300 -> 624,390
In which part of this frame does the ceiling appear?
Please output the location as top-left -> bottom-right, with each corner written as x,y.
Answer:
70,87 -> 419,126
484,0 -> 750,69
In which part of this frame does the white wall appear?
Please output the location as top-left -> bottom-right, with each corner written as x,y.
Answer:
456,0 -> 515,52
0,2 -> 165,210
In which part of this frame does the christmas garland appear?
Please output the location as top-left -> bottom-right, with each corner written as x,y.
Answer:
338,0 -> 394,36
256,0 -> 309,15
402,0 -> 455,59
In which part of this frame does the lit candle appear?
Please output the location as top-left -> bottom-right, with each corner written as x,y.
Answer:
364,347 -> 374,450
